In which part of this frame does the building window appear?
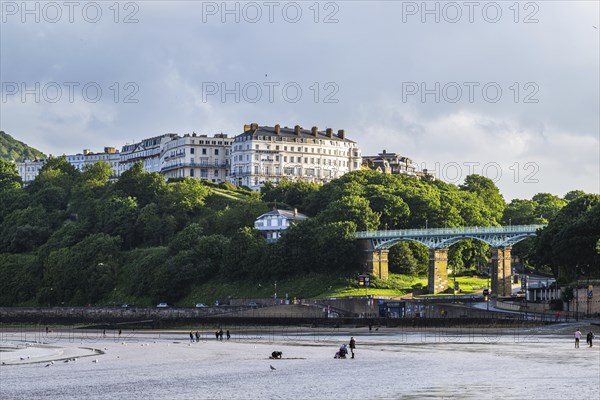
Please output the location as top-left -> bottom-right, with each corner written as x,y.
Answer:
215,149 -> 219,155
202,148 -> 207,155
190,148 -> 195,154
190,169 -> 195,177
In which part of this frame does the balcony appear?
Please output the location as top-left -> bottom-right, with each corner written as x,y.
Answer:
161,161 -> 228,172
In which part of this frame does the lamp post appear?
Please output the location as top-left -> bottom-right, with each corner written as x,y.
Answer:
523,275 -> 528,320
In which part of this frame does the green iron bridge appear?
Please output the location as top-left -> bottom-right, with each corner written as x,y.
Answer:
355,225 -> 546,296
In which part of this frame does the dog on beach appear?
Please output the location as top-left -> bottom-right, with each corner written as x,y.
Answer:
270,351 -> 282,359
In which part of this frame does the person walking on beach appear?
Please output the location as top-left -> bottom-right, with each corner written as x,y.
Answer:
586,331 -> 594,347
226,330 -> 230,340
575,328 -> 581,348
219,329 -> 224,341
195,331 -> 200,343
189,331 -> 194,343
349,337 -> 356,359
215,330 -> 219,341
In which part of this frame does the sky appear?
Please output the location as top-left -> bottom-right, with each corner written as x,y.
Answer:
1,0 -> 599,201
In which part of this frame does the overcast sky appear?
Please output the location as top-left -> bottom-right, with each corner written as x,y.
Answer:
1,0 -> 598,200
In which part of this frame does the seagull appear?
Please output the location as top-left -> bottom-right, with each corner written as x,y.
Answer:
92,359 -> 99,363
270,365 -> 276,371
593,26 -> 598,29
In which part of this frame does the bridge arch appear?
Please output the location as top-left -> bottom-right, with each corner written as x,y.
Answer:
357,225 -> 544,296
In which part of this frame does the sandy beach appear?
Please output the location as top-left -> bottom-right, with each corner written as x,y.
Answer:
1,323 -> 599,399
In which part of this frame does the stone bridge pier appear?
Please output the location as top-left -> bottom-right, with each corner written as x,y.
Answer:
428,249 -> 449,294
491,247 -> 512,297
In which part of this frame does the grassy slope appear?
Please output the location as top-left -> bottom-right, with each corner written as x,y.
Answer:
0,131 -> 46,161
175,274 -> 489,307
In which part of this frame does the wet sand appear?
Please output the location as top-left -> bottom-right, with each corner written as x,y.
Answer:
1,323 -> 599,399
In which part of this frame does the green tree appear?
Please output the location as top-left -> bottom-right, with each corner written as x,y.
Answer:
365,185 -> 410,229
0,254 -> 41,305
96,196 -> 139,249
221,227 -> 267,280
113,163 -> 166,207
460,174 -> 505,224
0,206 -> 51,252
319,195 -> 380,231
40,233 -> 121,305
532,193 -> 567,223
564,190 -> 586,201
0,159 -> 22,189
261,180 -> 319,210
502,199 -> 538,225
388,241 -> 428,275
533,194 -> 600,280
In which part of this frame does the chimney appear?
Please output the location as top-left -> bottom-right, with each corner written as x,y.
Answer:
83,149 -> 91,155
251,122 -> 259,130
294,208 -> 298,218
326,128 -> 333,138
311,126 -> 318,136
337,129 -> 345,139
294,125 -> 301,135
382,149 -> 386,154
244,124 -> 252,132
274,124 -> 280,135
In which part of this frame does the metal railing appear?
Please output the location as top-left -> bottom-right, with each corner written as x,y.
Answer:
356,225 -> 546,239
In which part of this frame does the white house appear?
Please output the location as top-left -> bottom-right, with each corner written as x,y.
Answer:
254,208 -> 308,243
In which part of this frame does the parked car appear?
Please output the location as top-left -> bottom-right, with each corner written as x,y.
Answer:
248,301 -> 259,308
156,303 -> 169,308
195,303 -> 207,308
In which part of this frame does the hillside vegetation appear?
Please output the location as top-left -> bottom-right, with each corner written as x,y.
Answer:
0,131 -> 46,162
0,156 -> 598,307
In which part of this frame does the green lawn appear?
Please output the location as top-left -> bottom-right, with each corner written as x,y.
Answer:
172,274 -> 489,306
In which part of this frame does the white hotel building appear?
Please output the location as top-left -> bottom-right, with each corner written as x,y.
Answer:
16,159 -> 45,184
120,134 -> 179,175
160,133 -> 233,183
66,147 -> 121,177
229,123 -> 362,190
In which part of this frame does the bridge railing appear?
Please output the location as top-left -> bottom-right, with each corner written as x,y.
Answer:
355,225 -> 546,239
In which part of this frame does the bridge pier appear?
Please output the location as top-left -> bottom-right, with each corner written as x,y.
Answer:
428,248 -> 449,294
361,241 -> 389,279
491,247 -> 512,297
